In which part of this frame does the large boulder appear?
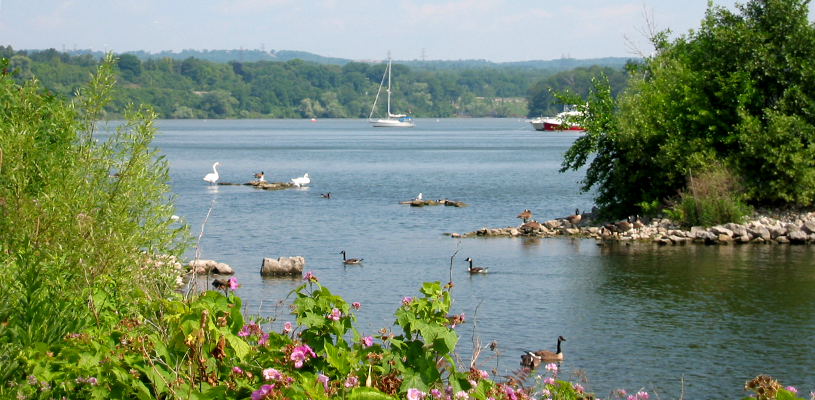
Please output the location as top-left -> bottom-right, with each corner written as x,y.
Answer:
188,259 -> 218,274
261,256 -> 305,276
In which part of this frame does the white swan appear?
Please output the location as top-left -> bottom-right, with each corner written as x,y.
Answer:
291,173 -> 310,187
203,162 -> 221,185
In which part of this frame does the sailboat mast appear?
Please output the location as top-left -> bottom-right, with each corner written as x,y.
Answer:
386,59 -> 392,117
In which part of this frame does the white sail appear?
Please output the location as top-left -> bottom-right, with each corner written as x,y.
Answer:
369,58 -> 414,128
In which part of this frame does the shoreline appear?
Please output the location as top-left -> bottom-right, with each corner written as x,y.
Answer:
449,207 -> 815,245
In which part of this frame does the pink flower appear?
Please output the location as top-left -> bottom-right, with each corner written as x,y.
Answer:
251,384 -> 275,400
627,396 -> 636,400
303,270 -> 317,283
545,363 -> 558,372
290,345 -> 316,368
351,302 -> 361,310
362,336 -> 373,348
317,374 -> 329,392
479,369 -> 489,379
238,325 -> 250,337
402,297 -> 413,306
573,383 -> 584,393
328,308 -> 341,321
406,388 -> 425,400
785,386 -> 798,395
616,389 -> 627,397
430,388 -> 443,399
502,384 -> 517,400
228,276 -> 239,290
232,366 -> 243,374
455,391 -> 468,399
344,376 -> 359,388
283,321 -> 292,333
258,333 -> 269,345
263,368 -> 281,381
637,391 -> 649,399
541,389 -> 551,398
544,377 -> 555,385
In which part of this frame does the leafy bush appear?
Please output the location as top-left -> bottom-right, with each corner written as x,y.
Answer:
671,165 -> 753,227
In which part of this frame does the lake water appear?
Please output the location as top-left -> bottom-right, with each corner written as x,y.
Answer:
153,118 -> 815,399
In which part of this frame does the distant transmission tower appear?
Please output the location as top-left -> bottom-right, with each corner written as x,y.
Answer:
421,48 -> 426,63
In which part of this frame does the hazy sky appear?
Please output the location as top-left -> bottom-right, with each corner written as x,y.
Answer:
0,0 -> 771,62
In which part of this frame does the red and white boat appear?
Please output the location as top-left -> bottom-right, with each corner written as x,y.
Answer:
528,105 -> 583,131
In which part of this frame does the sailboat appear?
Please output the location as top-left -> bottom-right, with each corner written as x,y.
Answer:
368,58 -> 414,127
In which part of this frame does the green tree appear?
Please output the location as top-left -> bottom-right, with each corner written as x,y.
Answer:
560,0 -> 815,218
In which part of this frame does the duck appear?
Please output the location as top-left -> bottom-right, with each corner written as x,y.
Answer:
520,336 -> 566,368
340,250 -> 363,265
291,173 -> 310,187
465,257 -> 488,274
559,208 -> 582,225
321,192 -> 331,199
203,162 -> 221,185
517,209 -> 532,223
254,171 -> 265,182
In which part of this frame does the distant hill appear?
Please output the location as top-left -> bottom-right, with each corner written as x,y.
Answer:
43,48 -> 634,71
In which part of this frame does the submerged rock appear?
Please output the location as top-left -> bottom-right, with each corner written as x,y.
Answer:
261,256 -> 305,276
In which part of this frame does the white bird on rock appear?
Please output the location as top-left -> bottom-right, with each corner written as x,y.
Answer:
415,193 -> 423,201
203,162 -> 221,185
291,173 -> 310,187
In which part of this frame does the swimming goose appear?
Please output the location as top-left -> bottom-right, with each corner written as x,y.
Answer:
340,250 -> 363,265
254,171 -> 265,182
559,208 -> 581,225
291,173 -> 310,187
321,192 -> 331,198
517,209 -> 532,223
520,336 -> 566,368
465,257 -> 488,274
203,162 -> 221,185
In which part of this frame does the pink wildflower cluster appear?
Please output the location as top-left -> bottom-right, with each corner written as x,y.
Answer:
327,308 -> 342,321
351,301 -> 361,310
626,391 -> 649,400
402,297 -> 413,307
228,276 -> 239,290
344,376 -> 359,388
302,270 -> 318,283
237,321 -> 270,345
289,344 -> 316,368
361,336 -> 374,348
283,321 -> 292,333
251,384 -> 275,400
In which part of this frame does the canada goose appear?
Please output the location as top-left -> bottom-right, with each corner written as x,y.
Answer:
559,208 -> 581,225
517,209 -> 532,223
520,336 -> 566,367
340,250 -> 363,265
465,257 -> 488,274
254,171 -> 265,182
632,215 -> 644,229
203,162 -> 221,185
615,216 -> 633,232
321,192 -> 331,198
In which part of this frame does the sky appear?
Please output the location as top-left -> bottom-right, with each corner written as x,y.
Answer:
0,0 -> 780,63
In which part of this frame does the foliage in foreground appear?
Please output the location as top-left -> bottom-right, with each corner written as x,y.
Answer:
558,0 -> 815,222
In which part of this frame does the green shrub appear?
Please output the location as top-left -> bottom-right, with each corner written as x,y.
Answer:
671,165 -> 753,227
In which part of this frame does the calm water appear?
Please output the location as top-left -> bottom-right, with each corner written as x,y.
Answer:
152,118 -> 815,399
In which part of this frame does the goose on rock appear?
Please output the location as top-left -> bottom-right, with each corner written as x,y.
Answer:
203,162 -> 221,185
340,250 -> 363,265
559,208 -> 582,225
517,209 -> 532,223
254,171 -> 265,182
465,257 -> 488,274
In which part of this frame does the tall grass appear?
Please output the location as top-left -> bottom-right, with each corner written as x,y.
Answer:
669,164 -> 753,227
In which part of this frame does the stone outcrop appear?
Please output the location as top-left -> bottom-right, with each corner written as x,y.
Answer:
399,199 -> 467,207
261,256 -> 305,276
448,208 -> 815,246
244,181 -> 295,190
188,259 -> 233,275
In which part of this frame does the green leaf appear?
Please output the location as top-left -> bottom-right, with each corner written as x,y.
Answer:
347,387 -> 397,400
225,333 -> 251,360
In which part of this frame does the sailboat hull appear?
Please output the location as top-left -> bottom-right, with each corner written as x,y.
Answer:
369,118 -> 415,128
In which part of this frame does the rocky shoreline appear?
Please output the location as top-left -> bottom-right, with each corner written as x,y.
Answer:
450,207 -> 815,245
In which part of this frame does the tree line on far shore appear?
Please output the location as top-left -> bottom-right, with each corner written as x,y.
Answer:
0,45 -> 630,120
